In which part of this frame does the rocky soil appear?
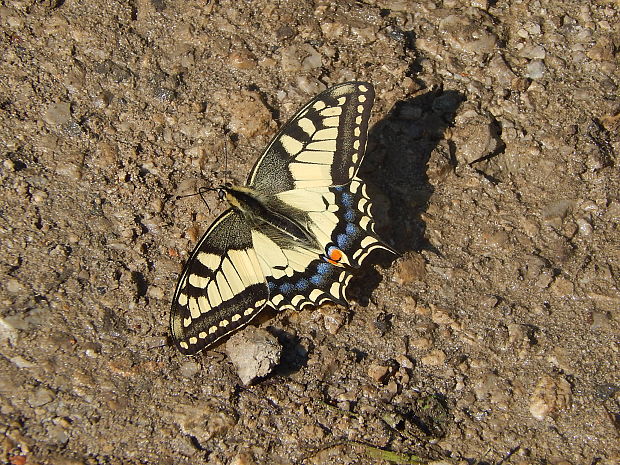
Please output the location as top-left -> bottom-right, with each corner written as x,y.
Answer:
1,0 -> 618,464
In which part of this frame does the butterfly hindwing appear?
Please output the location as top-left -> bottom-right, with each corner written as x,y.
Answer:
263,176 -> 390,312
247,82 -> 375,193
170,210 -> 270,354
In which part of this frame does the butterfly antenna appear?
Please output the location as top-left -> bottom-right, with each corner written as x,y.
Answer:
224,136 -> 229,185
176,187 -> 220,214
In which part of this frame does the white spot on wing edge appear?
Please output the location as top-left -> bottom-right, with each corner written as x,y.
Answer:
359,215 -> 371,230
309,289 -> 323,302
329,281 -> 341,300
360,236 -> 377,249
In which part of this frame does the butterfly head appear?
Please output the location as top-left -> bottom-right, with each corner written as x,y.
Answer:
217,184 -> 231,201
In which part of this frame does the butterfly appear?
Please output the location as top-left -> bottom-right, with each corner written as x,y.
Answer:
170,82 -> 395,355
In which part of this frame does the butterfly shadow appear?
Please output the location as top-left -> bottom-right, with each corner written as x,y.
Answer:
352,87 -> 465,302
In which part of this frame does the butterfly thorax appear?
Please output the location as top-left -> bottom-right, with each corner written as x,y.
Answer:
223,185 -> 320,250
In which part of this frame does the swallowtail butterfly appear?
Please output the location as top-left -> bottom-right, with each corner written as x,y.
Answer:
171,82 -> 395,354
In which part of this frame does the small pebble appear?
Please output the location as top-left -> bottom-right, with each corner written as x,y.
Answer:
29,387 -> 55,408
393,254 -> 426,285
452,109 -> 500,164
43,102 -> 72,126
367,363 -> 390,383
421,349 -> 446,366
519,44 -> 546,60
225,327 -> 281,384
147,285 -> 164,300
179,360 -> 201,378
526,60 -> 546,79
530,374 -> 572,420
318,305 -> 345,334
176,401 -> 237,444
228,50 -> 257,70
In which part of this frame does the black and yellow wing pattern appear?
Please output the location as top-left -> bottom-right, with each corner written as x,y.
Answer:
170,82 -> 394,355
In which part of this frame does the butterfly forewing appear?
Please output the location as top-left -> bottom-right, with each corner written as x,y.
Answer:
247,82 -> 375,193
170,210 -> 270,354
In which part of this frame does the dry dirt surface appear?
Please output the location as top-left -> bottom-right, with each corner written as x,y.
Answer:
1,0 -> 619,464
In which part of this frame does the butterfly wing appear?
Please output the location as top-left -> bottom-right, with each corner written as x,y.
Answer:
170,210 -> 269,355
247,82 -> 375,193
244,82 -> 392,312
260,177 -> 392,312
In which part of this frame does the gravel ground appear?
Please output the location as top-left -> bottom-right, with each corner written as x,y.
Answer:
1,1 -> 618,464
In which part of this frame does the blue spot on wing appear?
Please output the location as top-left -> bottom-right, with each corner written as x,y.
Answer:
317,262 -> 330,274
342,192 -> 353,207
346,222 -> 357,235
344,210 -> 355,222
337,233 -> 350,249
279,282 -> 294,293
296,279 -> 309,290
311,262 -> 332,285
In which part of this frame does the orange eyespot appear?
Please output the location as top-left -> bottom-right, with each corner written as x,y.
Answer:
329,248 -> 343,262
324,246 -> 344,266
